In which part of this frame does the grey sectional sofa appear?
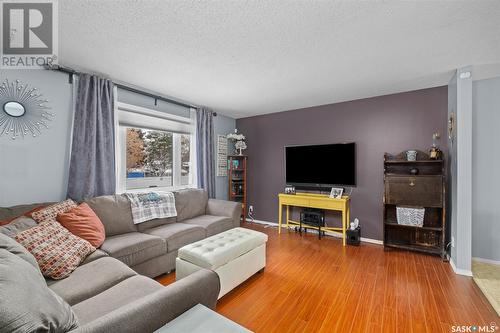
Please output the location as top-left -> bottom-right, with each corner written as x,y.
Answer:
85,189 -> 241,277
0,188 -> 242,332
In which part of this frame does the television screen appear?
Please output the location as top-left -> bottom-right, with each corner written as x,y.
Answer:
285,143 -> 356,187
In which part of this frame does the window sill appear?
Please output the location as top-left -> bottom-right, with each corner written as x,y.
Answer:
119,185 -> 197,194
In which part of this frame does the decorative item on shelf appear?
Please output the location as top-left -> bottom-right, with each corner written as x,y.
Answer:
284,185 -> 296,195
448,111 -> 455,143
350,218 -> 360,231
429,132 -> 443,160
0,79 -> 54,140
396,206 -> 425,227
410,167 -> 419,175
405,150 -> 417,161
329,187 -> 343,199
429,147 -> 442,160
235,140 -> 247,155
231,159 -> 240,169
227,129 -> 246,155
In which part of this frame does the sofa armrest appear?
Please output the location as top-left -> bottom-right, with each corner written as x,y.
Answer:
206,199 -> 242,228
73,269 -> 220,333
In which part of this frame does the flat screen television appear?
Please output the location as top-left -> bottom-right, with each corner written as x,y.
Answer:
285,142 -> 356,187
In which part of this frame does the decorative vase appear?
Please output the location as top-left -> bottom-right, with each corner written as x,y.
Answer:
406,150 -> 417,161
235,140 -> 247,156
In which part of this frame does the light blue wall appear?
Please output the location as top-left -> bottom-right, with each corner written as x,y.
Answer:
0,69 -> 236,206
472,76 -> 500,262
448,72 -> 458,263
117,88 -> 236,199
213,114 -> 236,200
448,67 -> 473,274
455,67 -> 473,274
0,70 -> 73,206
117,88 -> 191,119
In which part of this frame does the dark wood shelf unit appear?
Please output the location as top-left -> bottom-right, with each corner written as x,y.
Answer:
384,242 -> 442,255
384,159 -> 443,164
385,221 -> 443,232
228,155 -> 247,223
383,150 -> 446,258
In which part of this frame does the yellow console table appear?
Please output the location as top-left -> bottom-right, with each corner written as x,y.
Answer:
278,193 -> 351,246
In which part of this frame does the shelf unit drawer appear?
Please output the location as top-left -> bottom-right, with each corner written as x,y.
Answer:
280,196 -> 310,207
308,199 -> 345,210
385,175 -> 442,207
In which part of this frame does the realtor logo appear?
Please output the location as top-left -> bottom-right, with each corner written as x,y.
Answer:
1,0 -> 58,68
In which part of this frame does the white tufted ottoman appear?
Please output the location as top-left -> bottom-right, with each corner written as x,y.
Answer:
176,227 -> 268,299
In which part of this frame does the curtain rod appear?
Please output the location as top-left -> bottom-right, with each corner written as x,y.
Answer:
46,64 -> 201,111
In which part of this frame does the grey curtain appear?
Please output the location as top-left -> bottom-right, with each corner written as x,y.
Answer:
196,107 -> 216,198
67,74 -> 115,201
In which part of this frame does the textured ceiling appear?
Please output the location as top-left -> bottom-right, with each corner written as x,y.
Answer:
59,1 -> 500,118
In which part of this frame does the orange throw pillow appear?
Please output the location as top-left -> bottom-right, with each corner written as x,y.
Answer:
56,203 -> 106,248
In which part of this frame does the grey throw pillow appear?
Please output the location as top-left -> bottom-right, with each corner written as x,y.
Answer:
0,216 -> 37,238
0,247 -> 79,332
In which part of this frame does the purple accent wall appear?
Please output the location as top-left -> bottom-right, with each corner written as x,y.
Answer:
236,86 -> 448,240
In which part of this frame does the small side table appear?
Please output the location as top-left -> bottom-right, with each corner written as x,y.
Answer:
154,304 -> 252,333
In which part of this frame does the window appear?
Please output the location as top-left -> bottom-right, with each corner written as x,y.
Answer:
180,134 -> 191,185
116,101 -> 196,192
126,128 -> 174,189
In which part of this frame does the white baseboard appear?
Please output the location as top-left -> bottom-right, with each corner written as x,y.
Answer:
248,219 -> 383,245
472,257 -> 500,265
449,257 -> 473,276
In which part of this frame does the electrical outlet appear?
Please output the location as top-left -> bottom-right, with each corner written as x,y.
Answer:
249,205 -> 254,213
451,236 -> 455,248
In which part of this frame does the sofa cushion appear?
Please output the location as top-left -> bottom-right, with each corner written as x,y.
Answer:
0,215 -> 37,238
174,189 -> 208,222
136,216 -> 177,232
15,221 -> 96,280
0,247 -> 78,332
80,248 -> 109,266
31,199 -> 77,223
72,275 -> 163,325
86,195 -> 137,236
100,232 -> 166,267
143,223 -> 206,252
56,203 -> 106,247
48,257 -> 137,306
183,215 -> 234,237
0,202 -> 53,222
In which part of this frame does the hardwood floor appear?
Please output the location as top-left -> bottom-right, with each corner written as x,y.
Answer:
157,223 -> 499,332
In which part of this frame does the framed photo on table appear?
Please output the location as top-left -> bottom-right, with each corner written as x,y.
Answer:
329,187 -> 343,199
284,185 -> 296,195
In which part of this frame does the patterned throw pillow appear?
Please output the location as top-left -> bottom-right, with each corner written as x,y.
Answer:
31,200 -> 77,223
15,220 -> 96,279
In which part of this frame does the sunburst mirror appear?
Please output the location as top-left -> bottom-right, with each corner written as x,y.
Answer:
0,79 -> 54,140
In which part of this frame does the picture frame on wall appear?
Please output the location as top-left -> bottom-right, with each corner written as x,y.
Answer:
284,185 -> 296,195
217,135 -> 228,177
329,187 -> 344,199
